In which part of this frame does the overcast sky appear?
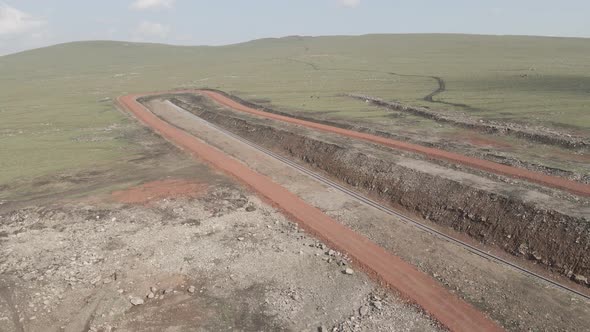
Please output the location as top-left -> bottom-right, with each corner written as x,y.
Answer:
1,0 -> 589,55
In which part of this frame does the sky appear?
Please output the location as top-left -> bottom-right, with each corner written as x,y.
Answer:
0,0 -> 589,55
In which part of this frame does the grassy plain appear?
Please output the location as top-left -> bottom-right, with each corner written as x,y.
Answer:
1,34 -> 589,188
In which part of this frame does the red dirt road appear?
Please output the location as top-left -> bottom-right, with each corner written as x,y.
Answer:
112,179 -> 208,205
200,90 -> 590,197
118,93 -> 503,332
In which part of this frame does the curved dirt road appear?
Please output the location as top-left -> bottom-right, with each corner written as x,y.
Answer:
117,93 -> 503,332
199,90 -> 590,197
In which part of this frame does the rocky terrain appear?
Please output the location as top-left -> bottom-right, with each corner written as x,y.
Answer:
140,95 -> 590,332
0,179 -> 439,332
169,94 -> 590,284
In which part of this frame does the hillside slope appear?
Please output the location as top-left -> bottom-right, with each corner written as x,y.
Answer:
1,34 -> 589,188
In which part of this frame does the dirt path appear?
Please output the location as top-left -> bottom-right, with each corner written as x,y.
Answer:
198,90 -> 590,197
152,98 -> 590,331
419,74 -> 476,109
282,57 -> 474,110
117,94 -> 503,332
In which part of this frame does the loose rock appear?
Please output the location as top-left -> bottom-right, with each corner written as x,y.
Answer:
130,297 -> 144,306
359,305 -> 370,316
574,274 -> 588,284
372,301 -> 383,310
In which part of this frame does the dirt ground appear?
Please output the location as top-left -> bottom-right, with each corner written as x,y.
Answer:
233,91 -> 590,184
0,168 -> 441,331
142,98 -> 590,331
1,92 -> 587,332
169,94 -> 590,279
199,89 -> 589,196
0,105 -> 442,331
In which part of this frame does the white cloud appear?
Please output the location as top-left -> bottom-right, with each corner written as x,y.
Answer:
130,0 -> 175,11
0,3 -> 45,35
337,0 -> 361,8
134,21 -> 170,39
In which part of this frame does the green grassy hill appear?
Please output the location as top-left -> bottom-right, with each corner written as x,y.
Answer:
1,34 -> 589,186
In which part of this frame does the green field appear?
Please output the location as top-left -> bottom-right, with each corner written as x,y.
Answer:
1,34 -> 589,187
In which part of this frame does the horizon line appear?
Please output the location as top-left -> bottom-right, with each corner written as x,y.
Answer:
2,32 -> 589,57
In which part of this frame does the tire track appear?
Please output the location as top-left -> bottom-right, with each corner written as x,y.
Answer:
282,57 -> 474,109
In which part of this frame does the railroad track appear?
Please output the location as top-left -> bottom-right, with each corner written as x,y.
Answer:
169,101 -> 590,302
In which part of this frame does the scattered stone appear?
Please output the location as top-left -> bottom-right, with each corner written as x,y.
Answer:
164,288 -> 173,294
344,268 -> 354,275
359,305 -> 370,316
130,297 -> 144,306
372,301 -> 383,310
237,237 -> 245,241
574,274 -> 588,284
147,292 -> 155,299
187,286 -> 196,293
150,286 -> 158,293
318,326 -> 327,332
245,205 -> 256,212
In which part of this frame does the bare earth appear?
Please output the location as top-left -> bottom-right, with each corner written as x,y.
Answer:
118,93 -> 501,331
1,91 -> 588,332
199,90 -> 590,197
0,170 -> 440,331
144,97 -> 590,331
